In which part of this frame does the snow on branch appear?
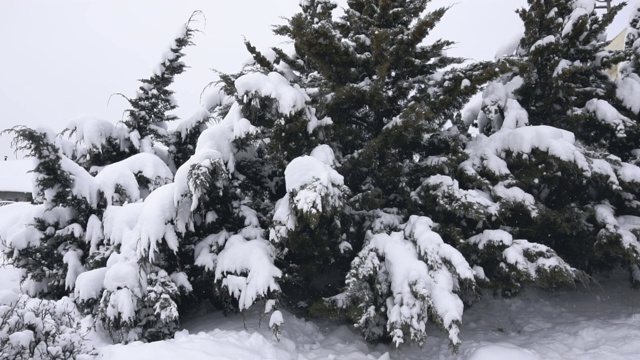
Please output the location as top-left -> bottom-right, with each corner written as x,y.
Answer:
234,71 -> 332,133
63,115 -> 119,151
134,184 -> 181,263
594,203 -> 640,277
466,229 -> 585,295
583,99 -> 635,138
103,203 -> 143,251
195,102 -> 258,174
173,150 -> 227,212
334,215 -> 474,348
235,72 -> 309,115
215,234 -> 282,311
95,153 -> 173,205
271,145 -> 347,243
0,202 -> 42,253
412,175 -> 499,223
461,126 -> 620,187
616,74 -> 640,114
563,0 -> 595,37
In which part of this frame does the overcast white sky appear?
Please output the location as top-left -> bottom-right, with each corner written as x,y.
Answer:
0,0 -> 632,159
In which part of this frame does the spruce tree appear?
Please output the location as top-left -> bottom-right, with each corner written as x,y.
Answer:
84,15 -> 204,341
463,0 -> 640,287
271,0 -> 504,347
61,13 -> 202,171
2,126 -> 100,298
515,0 -> 634,154
4,1 -> 639,351
617,2 -> 640,155
1,14 -> 204,343
122,13 -> 199,156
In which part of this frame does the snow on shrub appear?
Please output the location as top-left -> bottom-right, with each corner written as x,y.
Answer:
56,155 -> 101,209
0,202 -> 42,254
74,267 -> 108,313
331,215 -> 474,348
173,149 -> 227,212
64,115 -> 118,151
616,73 -> 640,114
136,270 -> 183,342
465,229 -> 586,296
194,102 -> 258,174
470,78 -> 528,135
94,153 -> 173,205
413,175 -> 499,225
215,234 -> 282,311
61,115 -> 130,168
96,258 -> 144,343
271,145 -> 348,243
134,184 -> 182,263
102,203 -> 144,252
583,99 -> 635,138
0,291 -> 95,359
594,203 -> 640,281
234,71 -> 331,133
235,72 -> 309,116
462,126 -> 602,178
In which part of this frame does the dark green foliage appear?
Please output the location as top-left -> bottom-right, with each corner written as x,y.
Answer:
123,11 -> 202,155
5,127 -> 73,206
261,1 -> 504,337
6,0 -> 640,351
463,230 -> 584,297
2,126 -> 98,298
167,110 -> 211,170
461,0 -> 640,287
123,28 -> 193,144
514,0 -> 628,140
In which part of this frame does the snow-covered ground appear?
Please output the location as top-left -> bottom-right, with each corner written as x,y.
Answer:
100,276 -> 640,359
0,256 -> 639,359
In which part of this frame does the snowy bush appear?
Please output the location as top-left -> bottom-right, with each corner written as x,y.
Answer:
1,126 -> 100,298
330,215 -> 474,348
95,260 -> 145,343
269,146 -> 352,303
270,146 -> 349,251
215,234 -> 281,311
0,292 -> 95,359
136,270 -> 183,342
92,260 -> 186,343
464,230 -> 586,296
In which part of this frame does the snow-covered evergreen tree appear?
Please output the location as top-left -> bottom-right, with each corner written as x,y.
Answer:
271,0 -> 502,347
3,0 -> 640,351
462,0 -> 640,287
475,0 -> 633,148
2,126 -> 100,298
617,2 -> 640,151
122,21 -> 195,154
61,13 -> 203,172
1,14 -> 205,343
